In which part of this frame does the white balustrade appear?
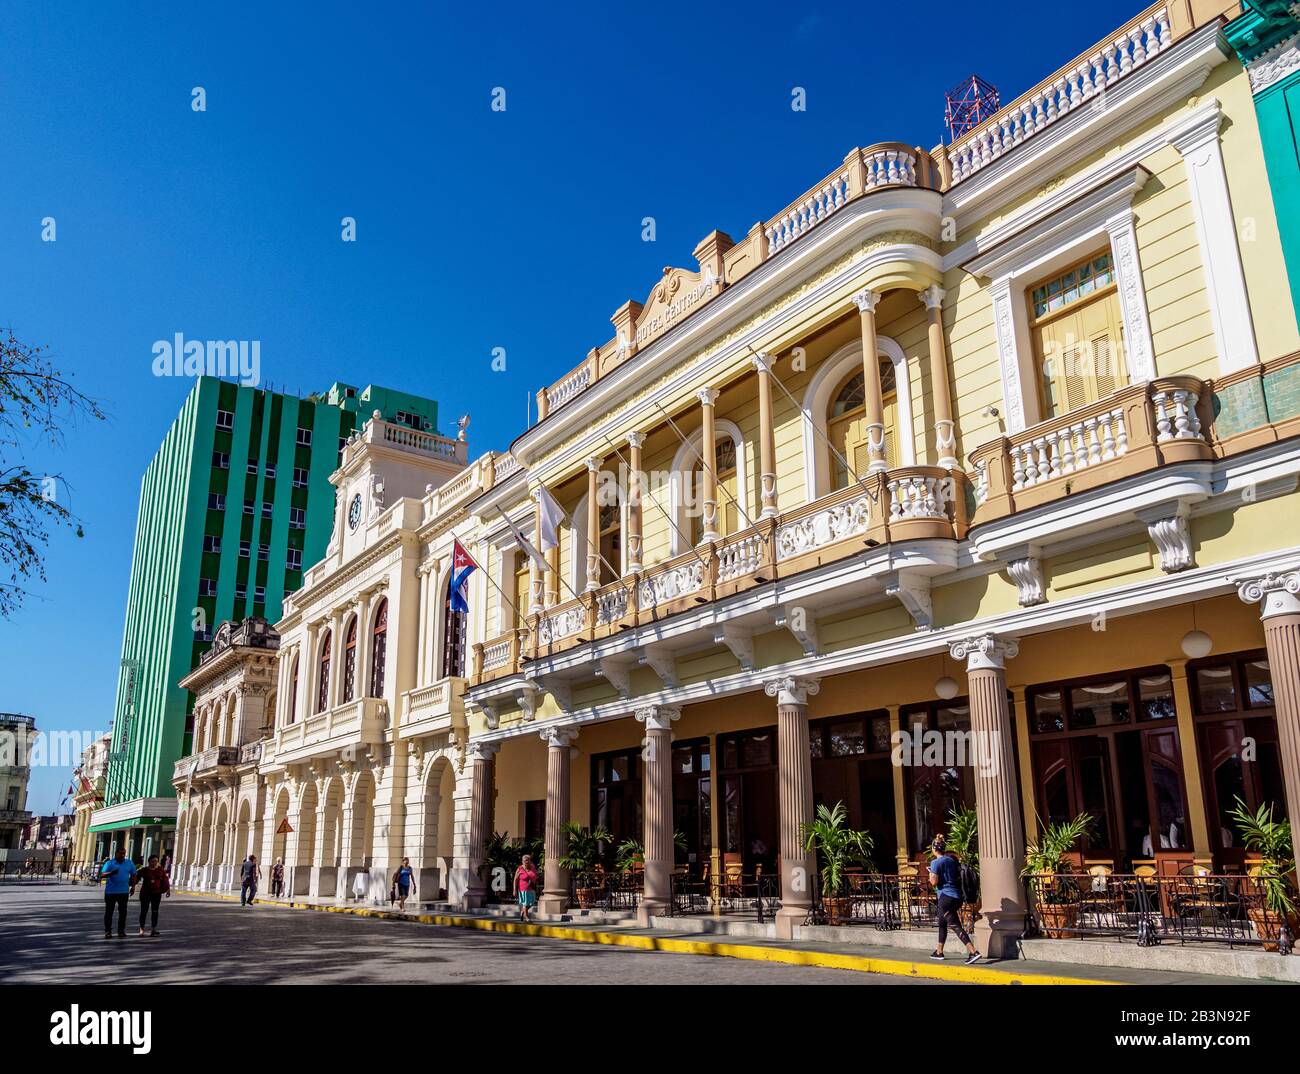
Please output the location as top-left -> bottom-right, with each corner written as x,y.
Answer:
947,8 -> 1170,183
765,171 -> 851,254
886,474 -> 948,521
595,586 -> 629,625
775,494 -> 872,560
538,605 -> 586,645
638,562 -> 705,608
546,365 -> 592,410
716,532 -> 765,583
863,147 -> 917,190
1009,408 -> 1129,491
482,640 -> 511,671
1152,388 -> 1203,442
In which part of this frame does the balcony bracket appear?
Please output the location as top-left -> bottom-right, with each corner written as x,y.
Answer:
529,676 -> 574,715
515,685 -> 544,721
639,645 -> 681,689
999,544 -> 1047,608
774,605 -> 819,656
468,700 -> 501,731
883,570 -> 933,631
1137,502 -> 1195,574
714,624 -> 756,670
596,658 -> 634,699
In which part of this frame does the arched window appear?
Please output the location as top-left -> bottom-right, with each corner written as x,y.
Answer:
288,656 -> 299,725
828,361 -> 897,490
442,581 -> 467,679
316,631 -> 332,714
369,599 -> 388,698
342,617 -> 358,703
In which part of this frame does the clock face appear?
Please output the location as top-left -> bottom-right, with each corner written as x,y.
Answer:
348,493 -> 362,531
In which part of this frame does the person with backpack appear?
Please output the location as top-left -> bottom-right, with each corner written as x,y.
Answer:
927,834 -> 982,964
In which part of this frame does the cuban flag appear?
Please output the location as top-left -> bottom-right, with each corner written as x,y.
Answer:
449,539 -> 478,613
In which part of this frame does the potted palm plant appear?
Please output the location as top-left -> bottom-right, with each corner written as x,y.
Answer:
801,801 -> 873,926
1022,813 -> 1092,938
558,821 -> 612,908
1230,798 -> 1297,952
613,831 -> 688,873
945,804 -> 981,933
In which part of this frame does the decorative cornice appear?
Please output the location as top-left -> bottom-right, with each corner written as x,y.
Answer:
1247,29 -> 1300,93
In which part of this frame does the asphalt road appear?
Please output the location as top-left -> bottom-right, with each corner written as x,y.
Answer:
0,883 -> 941,985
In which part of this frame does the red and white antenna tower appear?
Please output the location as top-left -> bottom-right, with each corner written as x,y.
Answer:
944,75 -> 1000,142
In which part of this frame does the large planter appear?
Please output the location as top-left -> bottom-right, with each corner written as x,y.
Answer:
1247,906 -> 1299,952
1036,902 -> 1080,939
824,895 -> 853,926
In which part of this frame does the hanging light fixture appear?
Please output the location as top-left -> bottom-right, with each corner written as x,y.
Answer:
1181,604 -> 1212,659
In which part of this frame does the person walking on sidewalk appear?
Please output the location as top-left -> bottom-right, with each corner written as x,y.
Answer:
100,848 -> 138,939
391,857 -> 416,911
239,854 -> 262,906
513,854 -> 539,923
270,857 -> 284,898
928,835 -> 982,965
136,854 -> 171,937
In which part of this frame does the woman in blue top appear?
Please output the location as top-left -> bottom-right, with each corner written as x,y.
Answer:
392,857 -> 416,911
927,835 -> 982,964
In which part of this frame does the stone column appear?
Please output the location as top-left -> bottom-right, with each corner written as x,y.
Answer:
920,285 -> 958,469
1236,571 -> 1300,877
462,741 -> 498,908
753,353 -> 779,517
304,623 -> 320,716
636,705 -> 680,924
1168,660 -> 1212,862
851,289 -> 888,472
765,675 -> 820,940
951,633 -> 1026,958
626,432 -> 644,573
539,726 -> 579,915
585,457 -> 601,592
327,610 -> 346,710
697,387 -> 721,542
355,591 -> 374,699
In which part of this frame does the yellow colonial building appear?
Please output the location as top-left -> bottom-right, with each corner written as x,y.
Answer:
172,0 -> 1300,968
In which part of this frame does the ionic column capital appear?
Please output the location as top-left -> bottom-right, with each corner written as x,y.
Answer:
634,705 -> 680,732
763,676 -> 820,708
697,387 -> 719,408
626,431 -> 644,450
1234,570 -> 1300,619
950,633 -> 1020,672
851,288 -> 881,315
750,352 -> 773,374
539,725 -> 579,750
464,741 -> 500,763
920,284 -> 946,311
585,456 -> 601,473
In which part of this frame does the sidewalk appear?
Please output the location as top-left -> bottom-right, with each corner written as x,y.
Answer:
173,887 -> 1270,985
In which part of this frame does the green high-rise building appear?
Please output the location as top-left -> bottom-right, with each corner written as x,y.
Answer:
90,377 -> 441,861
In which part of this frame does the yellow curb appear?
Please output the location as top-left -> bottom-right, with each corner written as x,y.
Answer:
175,888 -> 1114,985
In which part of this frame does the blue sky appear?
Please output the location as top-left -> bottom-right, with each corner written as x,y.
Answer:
0,0 -> 1146,812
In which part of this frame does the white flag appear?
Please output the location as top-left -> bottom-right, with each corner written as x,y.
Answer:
535,485 -> 566,553
497,508 -> 549,574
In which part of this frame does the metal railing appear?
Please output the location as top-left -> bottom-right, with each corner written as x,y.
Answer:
569,870 -> 641,912
1025,872 -> 1298,951
666,870 -> 781,921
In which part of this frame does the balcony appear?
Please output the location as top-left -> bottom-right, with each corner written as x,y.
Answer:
262,697 -> 389,769
400,677 -> 467,738
969,375 -> 1213,520
0,809 -> 32,826
471,465 -> 967,685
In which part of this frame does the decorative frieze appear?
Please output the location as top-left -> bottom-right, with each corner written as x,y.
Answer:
775,495 -> 872,560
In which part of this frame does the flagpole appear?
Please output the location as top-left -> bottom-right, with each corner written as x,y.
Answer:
597,433 -> 713,574
650,399 -> 762,537
745,344 -> 882,505
492,505 -> 586,607
456,540 -> 530,630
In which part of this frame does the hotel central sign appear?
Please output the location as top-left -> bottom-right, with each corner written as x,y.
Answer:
633,264 -> 720,349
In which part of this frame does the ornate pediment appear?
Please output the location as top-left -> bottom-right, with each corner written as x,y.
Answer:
630,263 -> 722,350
